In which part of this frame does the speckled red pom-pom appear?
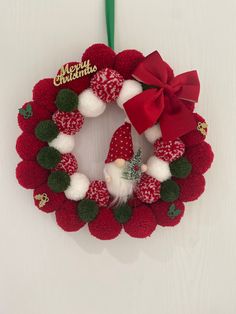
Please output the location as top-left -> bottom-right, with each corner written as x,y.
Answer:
184,142 -> 214,174
56,200 -> 85,232
154,138 -> 185,162
135,173 -> 161,204
124,206 -> 157,238
88,207 -> 122,240
33,183 -> 66,213
18,101 -> 51,133
55,153 -> 78,175
181,113 -> 207,147
16,161 -> 49,189
175,174 -> 205,202
56,62 -> 90,94
86,180 -> 110,207
91,68 -> 124,103
82,43 -> 116,71
52,110 -> 84,135
114,49 -> 144,79
16,132 -> 45,160
151,200 -> 185,227
32,78 -> 58,112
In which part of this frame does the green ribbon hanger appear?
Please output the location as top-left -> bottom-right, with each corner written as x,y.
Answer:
105,0 -> 115,50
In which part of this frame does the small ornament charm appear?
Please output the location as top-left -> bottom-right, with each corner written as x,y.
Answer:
197,122 -> 208,136
167,203 -> 181,219
34,193 -> 49,208
18,103 -> 32,119
122,148 -> 142,181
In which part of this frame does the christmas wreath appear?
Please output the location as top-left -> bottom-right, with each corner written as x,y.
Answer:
16,43 -> 213,240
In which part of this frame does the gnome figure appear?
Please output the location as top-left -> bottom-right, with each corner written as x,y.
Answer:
104,122 -> 136,204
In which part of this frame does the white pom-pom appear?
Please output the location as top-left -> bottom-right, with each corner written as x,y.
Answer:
146,156 -> 171,182
78,88 -> 106,117
144,124 -> 162,143
117,80 -> 142,110
104,162 -> 134,204
65,173 -> 90,201
49,133 -> 75,154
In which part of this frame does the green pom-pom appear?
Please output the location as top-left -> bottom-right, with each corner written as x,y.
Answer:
113,203 -> 132,223
37,147 -> 61,169
77,199 -> 99,222
55,89 -> 78,112
160,179 -> 180,202
170,157 -> 192,178
35,120 -> 59,142
47,170 -> 70,192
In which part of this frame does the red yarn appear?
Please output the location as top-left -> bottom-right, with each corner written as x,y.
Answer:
86,180 -> 110,207
91,68 -> 124,103
181,113 -> 207,147
124,205 -> 157,238
32,78 -> 58,112
151,200 -> 185,227
16,161 -> 49,189
175,174 -> 205,202
56,200 -> 85,232
16,132 -> 45,160
55,153 -> 78,175
56,62 -> 90,94
128,197 -> 143,208
114,50 -> 144,79
18,101 -> 51,133
135,173 -> 161,204
184,142 -> 214,174
33,183 -> 66,213
88,207 -> 122,240
105,122 -> 133,163
82,43 -> 116,71
52,110 -> 84,135
154,138 -> 185,162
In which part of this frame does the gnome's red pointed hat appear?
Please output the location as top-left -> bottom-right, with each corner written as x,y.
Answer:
105,122 -> 134,163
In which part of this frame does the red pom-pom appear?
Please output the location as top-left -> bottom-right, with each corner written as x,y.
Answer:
114,49 -> 144,79
55,153 -> 78,175
86,180 -> 110,207
56,62 -> 90,94
135,173 -> 161,204
154,138 -> 185,162
181,113 -> 207,147
16,132 -> 45,160
56,200 -> 85,232
32,78 -> 58,112
184,142 -> 214,174
128,197 -> 143,208
82,43 -> 116,71
175,174 -> 205,202
88,207 -> 122,240
124,206 -> 157,238
91,68 -> 124,103
18,101 -> 51,133
33,183 -> 66,213
52,110 -> 84,135
151,200 -> 185,227
16,161 -> 49,189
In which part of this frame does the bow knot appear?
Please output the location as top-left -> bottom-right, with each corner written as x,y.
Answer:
124,51 -> 200,141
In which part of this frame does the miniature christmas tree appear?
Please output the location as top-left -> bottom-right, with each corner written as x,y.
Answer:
122,148 -> 142,181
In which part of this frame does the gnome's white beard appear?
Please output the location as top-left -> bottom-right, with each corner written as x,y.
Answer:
104,162 -> 135,205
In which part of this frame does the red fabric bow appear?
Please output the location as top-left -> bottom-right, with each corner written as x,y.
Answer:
123,51 -> 200,141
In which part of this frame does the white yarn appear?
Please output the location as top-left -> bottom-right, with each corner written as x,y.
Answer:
78,88 -> 106,117
117,80 -> 143,110
65,173 -> 90,201
144,124 -> 162,144
146,156 -> 171,182
49,133 -> 75,154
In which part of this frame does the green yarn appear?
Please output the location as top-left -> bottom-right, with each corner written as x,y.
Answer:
35,120 -> 59,142
77,199 -> 99,222
160,179 -> 180,202
37,147 -> 61,169
167,204 -> 181,219
113,203 -> 132,223
47,170 -> 70,193
55,89 -> 78,112
170,157 -> 192,178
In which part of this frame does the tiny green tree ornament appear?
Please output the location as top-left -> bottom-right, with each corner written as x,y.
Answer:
122,148 -> 142,181
167,203 -> 181,219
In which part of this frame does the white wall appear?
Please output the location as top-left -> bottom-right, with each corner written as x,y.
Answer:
0,0 -> 236,313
